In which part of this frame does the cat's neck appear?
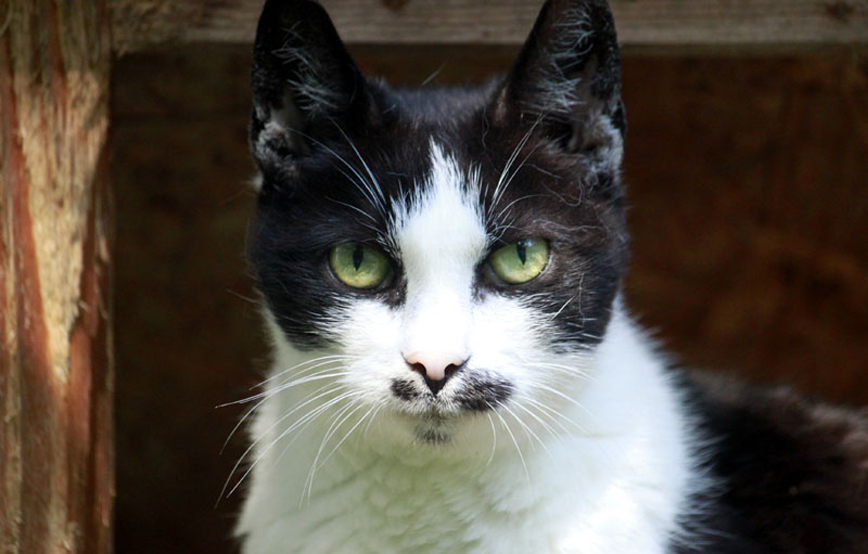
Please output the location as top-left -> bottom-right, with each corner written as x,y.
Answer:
237,301 -> 699,554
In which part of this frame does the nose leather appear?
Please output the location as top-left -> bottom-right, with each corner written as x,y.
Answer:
404,352 -> 467,396
404,351 -> 466,381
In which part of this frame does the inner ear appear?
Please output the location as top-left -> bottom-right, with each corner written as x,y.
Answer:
493,0 -> 625,159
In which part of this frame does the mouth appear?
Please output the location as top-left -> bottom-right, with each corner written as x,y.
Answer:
388,372 -> 515,446
391,372 -> 514,415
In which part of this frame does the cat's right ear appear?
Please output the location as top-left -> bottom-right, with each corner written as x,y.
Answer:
250,0 -> 372,180
491,0 -> 625,177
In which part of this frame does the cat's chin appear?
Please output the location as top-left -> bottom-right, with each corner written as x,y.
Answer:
413,416 -> 455,445
387,401 -> 496,451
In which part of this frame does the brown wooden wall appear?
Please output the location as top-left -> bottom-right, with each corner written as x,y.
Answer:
112,45 -> 868,553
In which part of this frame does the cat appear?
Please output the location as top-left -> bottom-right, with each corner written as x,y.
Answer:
233,0 -> 868,552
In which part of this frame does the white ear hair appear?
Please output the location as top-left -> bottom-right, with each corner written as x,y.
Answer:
273,34 -> 347,117
249,172 -> 264,192
526,7 -> 595,115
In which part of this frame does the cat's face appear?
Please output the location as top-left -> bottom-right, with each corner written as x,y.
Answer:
249,0 -> 626,448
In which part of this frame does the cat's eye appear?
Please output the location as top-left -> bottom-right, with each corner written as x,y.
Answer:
488,238 -> 549,284
329,243 -> 391,289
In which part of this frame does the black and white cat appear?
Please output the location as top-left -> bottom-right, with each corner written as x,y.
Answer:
233,1 -> 868,552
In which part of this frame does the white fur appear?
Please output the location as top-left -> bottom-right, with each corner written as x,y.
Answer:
393,144 -> 485,378
236,143 -> 699,553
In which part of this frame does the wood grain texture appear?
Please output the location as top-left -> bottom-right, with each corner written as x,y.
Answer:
111,0 -> 868,52
0,2 -> 114,553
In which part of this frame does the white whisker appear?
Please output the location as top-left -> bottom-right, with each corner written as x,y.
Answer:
221,387 -> 359,500
513,401 -> 561,442
331,121 -> 387,216
485,411 -> 498,468
254,354 -> 356,389
222,369 -> 351,407
502,402 -> 552,459
487,114 -> 545,220
488,401 -> 530,482
302,399 -> 368,504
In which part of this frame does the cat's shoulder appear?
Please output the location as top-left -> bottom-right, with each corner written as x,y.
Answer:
675,371 -> 868,553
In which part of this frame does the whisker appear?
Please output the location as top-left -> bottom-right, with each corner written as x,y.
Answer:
488,114 -> 545,218
493,193 -> 544,225
253,354 -> 356,389
524,382 -> 602,431
270,361 -> 353,389
331,121 -> 387,216
221,370 -> 351,407
324,197 -> 380,225
229,389 -> 364,500
501,402 -> 552,459
220,401 -> 262,456
220,386 -> 358,500
547,295 -> 576,322
524,361 -> 596,383
488,401 -> 530,482
362,405 -> 384,441
513,402 -> 561,443
321,403 -> 379,469
284,125 -> 383,212
217,358 -> 354,457
485,411 -> 498,468
518,396 -> 583,436
302,399 -> 367,504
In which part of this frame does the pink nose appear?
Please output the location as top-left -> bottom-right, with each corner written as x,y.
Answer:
404,351 -> 467,395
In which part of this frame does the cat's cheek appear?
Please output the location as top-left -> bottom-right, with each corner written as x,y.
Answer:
324,299 -> 410,396
469,296 -> 552,374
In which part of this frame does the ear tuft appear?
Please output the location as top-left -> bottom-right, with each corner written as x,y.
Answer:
250,0 -> 371,174
268,22 -> 353,117
496,0 -> 625,166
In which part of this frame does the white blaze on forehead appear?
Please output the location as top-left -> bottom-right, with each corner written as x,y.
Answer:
392,141 -> 488,371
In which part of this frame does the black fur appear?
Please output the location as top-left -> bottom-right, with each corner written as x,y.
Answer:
390,378 -> 420,402
674,374 -> 868,553
452,372 -> 514,412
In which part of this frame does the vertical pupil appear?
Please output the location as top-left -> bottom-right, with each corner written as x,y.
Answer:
516,241 -> 527,265
352,245 -> 364,271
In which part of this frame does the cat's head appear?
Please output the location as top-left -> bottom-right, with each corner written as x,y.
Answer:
249,0 -> 627,450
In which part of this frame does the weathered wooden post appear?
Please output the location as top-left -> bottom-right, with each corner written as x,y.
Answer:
1,2 -> 113,553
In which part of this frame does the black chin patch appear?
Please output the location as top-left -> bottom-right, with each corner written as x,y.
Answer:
391,378 -> 420,401
453,373 -> 514,412
415,426 -> 451,445
392,372 -> 513,413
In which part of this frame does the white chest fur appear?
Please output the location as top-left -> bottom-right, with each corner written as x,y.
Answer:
236,309 -> 696,554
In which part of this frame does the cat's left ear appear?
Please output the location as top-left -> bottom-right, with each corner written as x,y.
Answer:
493,0 -> 625,169
249,0 -> 374,182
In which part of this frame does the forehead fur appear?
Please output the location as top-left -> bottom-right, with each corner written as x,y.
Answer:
391,141 -> 487,273
255,80 -> 624,251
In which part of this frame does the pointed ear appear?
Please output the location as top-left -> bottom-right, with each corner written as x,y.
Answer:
250,0 -> 373,174
494,0 -> 625,164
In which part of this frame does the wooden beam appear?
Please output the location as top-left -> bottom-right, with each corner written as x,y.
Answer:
112,0 -> 868,53
1,2 -> 114,554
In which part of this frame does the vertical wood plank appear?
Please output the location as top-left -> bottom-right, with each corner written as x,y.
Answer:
0,1 -> 114,553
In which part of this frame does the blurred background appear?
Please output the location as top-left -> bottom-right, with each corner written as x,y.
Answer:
112,37 -> 867,554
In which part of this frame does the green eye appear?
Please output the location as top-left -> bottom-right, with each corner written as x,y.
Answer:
329,243 -> 391,289
488,238 -> 549,284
